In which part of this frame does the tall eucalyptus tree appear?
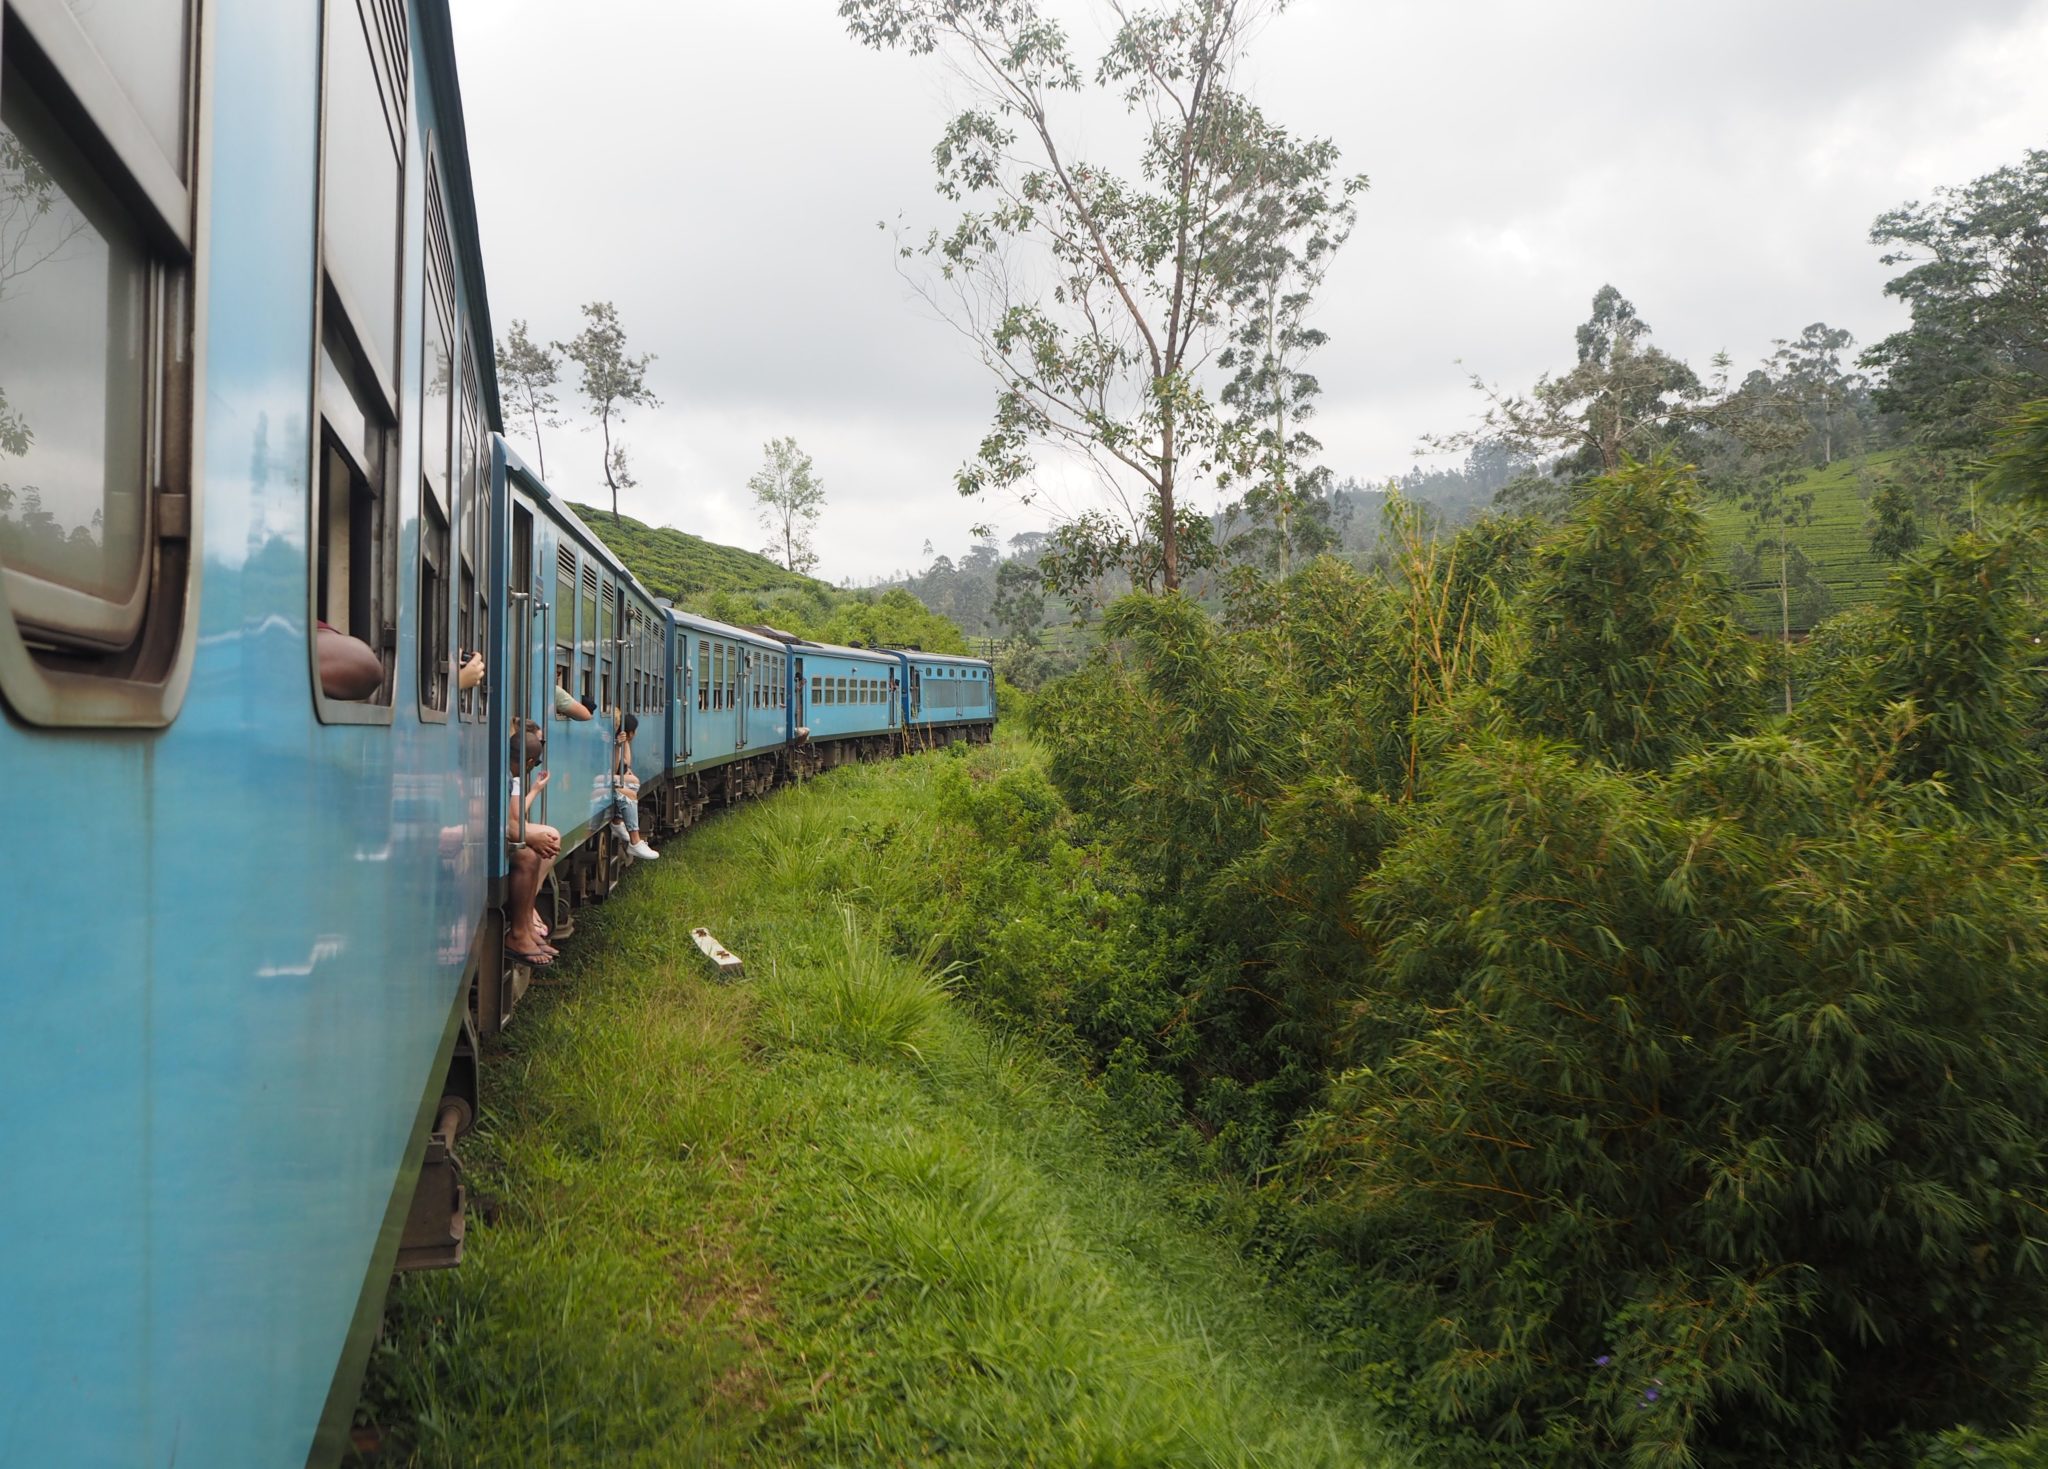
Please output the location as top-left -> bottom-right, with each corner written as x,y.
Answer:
841,0 -> 1365,592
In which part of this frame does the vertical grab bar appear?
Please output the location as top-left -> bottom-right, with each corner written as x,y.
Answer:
508,590 -> 533,849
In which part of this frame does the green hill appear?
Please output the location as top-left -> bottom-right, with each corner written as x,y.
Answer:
564,501 -> 825,604
568,500 -> 973,653
1700,451 -> 1904,632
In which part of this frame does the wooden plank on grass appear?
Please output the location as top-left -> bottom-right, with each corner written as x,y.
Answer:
691,928 -> 744,978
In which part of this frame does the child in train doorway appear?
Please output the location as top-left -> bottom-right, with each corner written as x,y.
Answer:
611,712 -> 659,861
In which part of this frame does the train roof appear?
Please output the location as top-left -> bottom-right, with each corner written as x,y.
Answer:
885,648 -> 993,669
665,605 -> 787,651
792,639 -> 899,663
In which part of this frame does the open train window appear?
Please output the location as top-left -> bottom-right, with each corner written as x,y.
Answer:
0,2 -> 203,727
312,319 -> 397,716
418,493 -> 449,715
553,544 -> 574,716
696,638 -> 708,712
455,338 -> 482,720
416,159 -> 454,720
577,561 -> 596,709
310,0 -> 406,723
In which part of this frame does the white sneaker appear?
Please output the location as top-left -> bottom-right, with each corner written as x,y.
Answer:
609,820 -> 629,842
629,840 -> 660,860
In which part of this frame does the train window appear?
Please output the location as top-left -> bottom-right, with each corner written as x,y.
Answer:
578,562 -> 597,708
0,4 -> 202,726
724,647 -> 736,711
417,161 -> 453,720
598,578 -> 614,713
418,493 -> 449,715
456,340 -> 483,719
697,639 -> 709,711
310,0 -> 407,722
623,614 -> 634,712
553,546 -> 575,716
312,319 -> 398,717
322,0 -> 406,392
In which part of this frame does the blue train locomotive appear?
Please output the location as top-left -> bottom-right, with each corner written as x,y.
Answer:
0,3 -> 992,1463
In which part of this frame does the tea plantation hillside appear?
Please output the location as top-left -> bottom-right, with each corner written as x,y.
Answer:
564,501 -> 825,604
1699,451 -> 1903,631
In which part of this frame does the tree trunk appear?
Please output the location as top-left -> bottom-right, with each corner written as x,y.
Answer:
601,408 -> 620,526
1271,295 -> 1289,578
1159,406 -> 1180,592
1778,522 -> 1793,716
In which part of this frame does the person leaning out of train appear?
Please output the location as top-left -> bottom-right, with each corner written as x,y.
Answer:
608,711 -> 659,862
316,621 -> 383,700
554,679 -> 591,720
506,722 -> 561,967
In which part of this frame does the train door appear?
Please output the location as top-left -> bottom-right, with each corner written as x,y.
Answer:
888,668 -> 899,728
909,665 -> 922,717
679,626 -> 696,766
505,506 -> 536,840
745,651 -> 761,749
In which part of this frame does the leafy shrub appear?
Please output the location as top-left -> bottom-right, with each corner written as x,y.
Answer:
1295,731 -> 2048,1465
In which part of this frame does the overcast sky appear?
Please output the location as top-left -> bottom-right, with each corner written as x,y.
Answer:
447,0 -> 2048,585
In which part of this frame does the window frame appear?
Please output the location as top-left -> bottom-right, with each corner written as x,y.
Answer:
552,543 -> 575,718
454,333 -> 483,721
597,575 -> 614,713
0,0 -> 209,728
308,0 -> 407,727
414,150 -> 455,723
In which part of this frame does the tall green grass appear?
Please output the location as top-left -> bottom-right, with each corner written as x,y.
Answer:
352,741 -> 1407,1467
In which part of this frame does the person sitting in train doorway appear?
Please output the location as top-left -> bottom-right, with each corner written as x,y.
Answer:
506,722 -> 562,967
608,712 -> 659,861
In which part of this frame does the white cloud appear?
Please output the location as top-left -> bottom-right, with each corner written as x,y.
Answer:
451,0 -> 2048,581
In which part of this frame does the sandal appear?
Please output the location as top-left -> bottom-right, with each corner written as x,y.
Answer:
506,943 -> 554,968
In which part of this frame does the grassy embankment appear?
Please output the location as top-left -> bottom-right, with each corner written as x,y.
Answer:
352,736 -> 1407,1468
1698,450 -> 1903,631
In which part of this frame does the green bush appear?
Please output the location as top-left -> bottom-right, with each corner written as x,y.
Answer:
1294,730 -> 2048,1464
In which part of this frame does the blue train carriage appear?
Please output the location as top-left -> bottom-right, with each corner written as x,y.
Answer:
479,442 -> 667,1034
666,606 -> 792,808
0,1 -> 504,1464
894,648 -> 999,746
787,637 -> 903,773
